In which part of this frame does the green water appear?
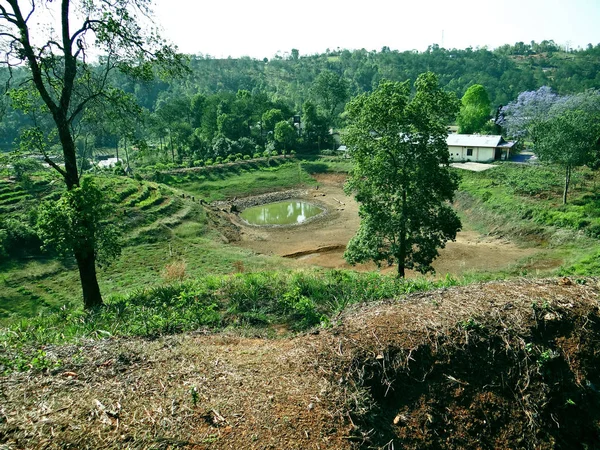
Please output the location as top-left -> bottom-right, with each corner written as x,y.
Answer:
240,200 -> 324,225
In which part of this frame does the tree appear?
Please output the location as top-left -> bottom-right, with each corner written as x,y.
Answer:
0,0 -> 183,308
457,84 -> 492,134
500,88 -> 600,204
274,120 -> 296,152
343,73 -> 461,277
497,86 -> 559,139
531,107 -> 600,204
311,70 -> 349,126
301,100 -> 330,151
261,108 -> 284,138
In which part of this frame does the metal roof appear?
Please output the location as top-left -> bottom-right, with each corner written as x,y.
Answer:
447,134 -> 504,148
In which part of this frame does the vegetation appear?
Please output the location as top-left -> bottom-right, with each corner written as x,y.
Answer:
0,0 -> 183,308
344,74 -> 461,277
457,163 -> 600,275
457,84 -> 493,134
500,88 -> 600,203
0,270 -> 466,372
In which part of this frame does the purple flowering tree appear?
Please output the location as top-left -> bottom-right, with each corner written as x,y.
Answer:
496,86 -> 559,139
499,88 -> 600,204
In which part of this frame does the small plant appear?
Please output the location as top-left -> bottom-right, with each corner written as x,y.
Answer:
459,317 -> 483,331
162,260 -> 187,283
190,386 -> 199,406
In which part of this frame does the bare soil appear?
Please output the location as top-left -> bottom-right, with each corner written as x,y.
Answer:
234,173 -> 538,277
2,278 -> 599,449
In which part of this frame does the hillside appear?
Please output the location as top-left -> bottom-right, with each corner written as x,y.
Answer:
1,278 -> 598,449
0,168 -> 295,320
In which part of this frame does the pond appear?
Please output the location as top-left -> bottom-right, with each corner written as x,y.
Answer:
240,200 -> 324,226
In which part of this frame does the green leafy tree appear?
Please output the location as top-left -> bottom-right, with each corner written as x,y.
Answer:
301,100 -> 330,151
0,0 -> 183,308
274,120 -> 296,152
343,74 -> 461,277
311,70 -> 350,126
261,108 -> 284,139
37,177 -> 121,270
457,84 -> 492,133
531,109 -> 600,204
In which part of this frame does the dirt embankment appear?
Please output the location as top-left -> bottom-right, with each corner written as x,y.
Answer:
233,173 -> 539,277
1,278 -> 599,449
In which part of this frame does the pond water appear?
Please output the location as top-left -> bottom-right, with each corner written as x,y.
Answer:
240,200 -> 324,225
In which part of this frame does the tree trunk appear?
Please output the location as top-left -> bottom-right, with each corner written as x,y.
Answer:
169,133 -> 175,163
398,187 -> 407,278
397,261 -> 405,278
115,138 -> 119,163
563,165 -> 571,205
74,247 -> 103,309
124,137 -> 130,171
57,117 -> 104,308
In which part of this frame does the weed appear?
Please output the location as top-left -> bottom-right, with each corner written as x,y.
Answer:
162,260 -> 187,283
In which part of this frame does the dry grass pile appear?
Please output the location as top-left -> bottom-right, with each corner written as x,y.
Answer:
315,277 -> 600,449
1,278 -> 599,449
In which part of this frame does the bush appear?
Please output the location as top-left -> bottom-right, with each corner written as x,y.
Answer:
205,159 -> 213,166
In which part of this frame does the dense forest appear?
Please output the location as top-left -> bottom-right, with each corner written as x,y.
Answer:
2,40 -> 600,166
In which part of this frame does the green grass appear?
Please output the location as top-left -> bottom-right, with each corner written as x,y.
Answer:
0,269 -> 469,373
456,162 -> 600,275
159,160 -> 316,202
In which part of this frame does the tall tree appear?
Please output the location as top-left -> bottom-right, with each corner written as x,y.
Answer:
457,84 -> 492,134
311,70 -> 349,126
343,73 -> 461,277
0,0 -> 183,308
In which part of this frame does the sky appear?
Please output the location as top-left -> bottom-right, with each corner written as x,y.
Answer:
152,0 -> 600,58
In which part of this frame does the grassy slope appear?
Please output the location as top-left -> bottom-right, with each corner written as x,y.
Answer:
1,161 -> 319,321
158,159 -> 317,202
456,163 -> 600,275
3,158 -> 600,322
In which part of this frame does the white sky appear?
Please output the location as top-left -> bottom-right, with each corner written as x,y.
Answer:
152,0 -> 600,58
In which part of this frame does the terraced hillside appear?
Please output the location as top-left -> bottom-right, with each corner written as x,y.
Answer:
0,173 -> 286,321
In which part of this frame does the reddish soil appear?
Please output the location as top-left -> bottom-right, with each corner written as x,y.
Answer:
2,278 -> 599,449
235,173 -> 539,277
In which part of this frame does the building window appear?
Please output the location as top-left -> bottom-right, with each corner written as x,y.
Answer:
466,148 -> 473,156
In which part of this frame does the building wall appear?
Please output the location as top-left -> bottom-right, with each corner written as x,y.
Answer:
448,146 -> 496,162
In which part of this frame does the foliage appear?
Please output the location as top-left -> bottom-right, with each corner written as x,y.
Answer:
458,84 -> 492,134
0,269 -> 465,373
311,70 -> 350,125
343,74 -> 461,276
501,88 -> 600,203
36,177 -> 121,267
497,86 -> 559,139
274,120 -> 296,151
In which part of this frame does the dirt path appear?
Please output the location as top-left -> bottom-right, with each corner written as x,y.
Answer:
233,174 -> 538,277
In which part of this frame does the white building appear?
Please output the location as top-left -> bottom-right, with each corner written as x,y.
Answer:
447,134 -> 514,162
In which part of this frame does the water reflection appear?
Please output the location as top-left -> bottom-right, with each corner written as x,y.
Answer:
241,201 -> 323,225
